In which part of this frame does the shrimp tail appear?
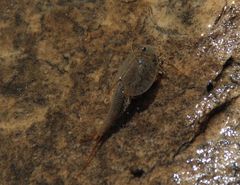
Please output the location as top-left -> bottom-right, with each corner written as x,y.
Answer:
79,136 -> 105,175
79,82 -> 126,176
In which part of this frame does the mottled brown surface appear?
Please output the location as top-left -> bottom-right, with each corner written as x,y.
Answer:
0,0 -> 239,185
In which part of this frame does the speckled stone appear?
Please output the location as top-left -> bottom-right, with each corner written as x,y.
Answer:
0,0 -> 239,185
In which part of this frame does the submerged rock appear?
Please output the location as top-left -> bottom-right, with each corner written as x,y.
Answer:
0,0 -> 239,185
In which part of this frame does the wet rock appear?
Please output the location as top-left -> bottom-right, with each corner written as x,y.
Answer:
0,0 -> 239,185
172,98 -> 240,185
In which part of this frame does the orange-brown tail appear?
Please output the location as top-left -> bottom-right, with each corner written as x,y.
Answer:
79,136 -> 104,175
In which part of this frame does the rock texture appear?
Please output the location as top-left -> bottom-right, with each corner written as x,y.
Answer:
0,0 -> 239,185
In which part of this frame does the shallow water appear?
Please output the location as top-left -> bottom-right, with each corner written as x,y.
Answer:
173,104 -> 240,185
0,0 -> 239,185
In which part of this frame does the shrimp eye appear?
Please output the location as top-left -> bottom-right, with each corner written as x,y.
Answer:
142,47 -> 147,52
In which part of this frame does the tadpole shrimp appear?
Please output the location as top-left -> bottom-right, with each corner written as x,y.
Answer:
81,44 -> 159,172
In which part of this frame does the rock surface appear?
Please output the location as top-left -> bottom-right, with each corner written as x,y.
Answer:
0,0 -> 239,185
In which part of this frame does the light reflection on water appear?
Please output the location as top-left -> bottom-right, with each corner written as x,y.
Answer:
173,118 -> 240,185
173,3 -> 240,184
185,84 -> 238,127
198,3 -> 240,63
